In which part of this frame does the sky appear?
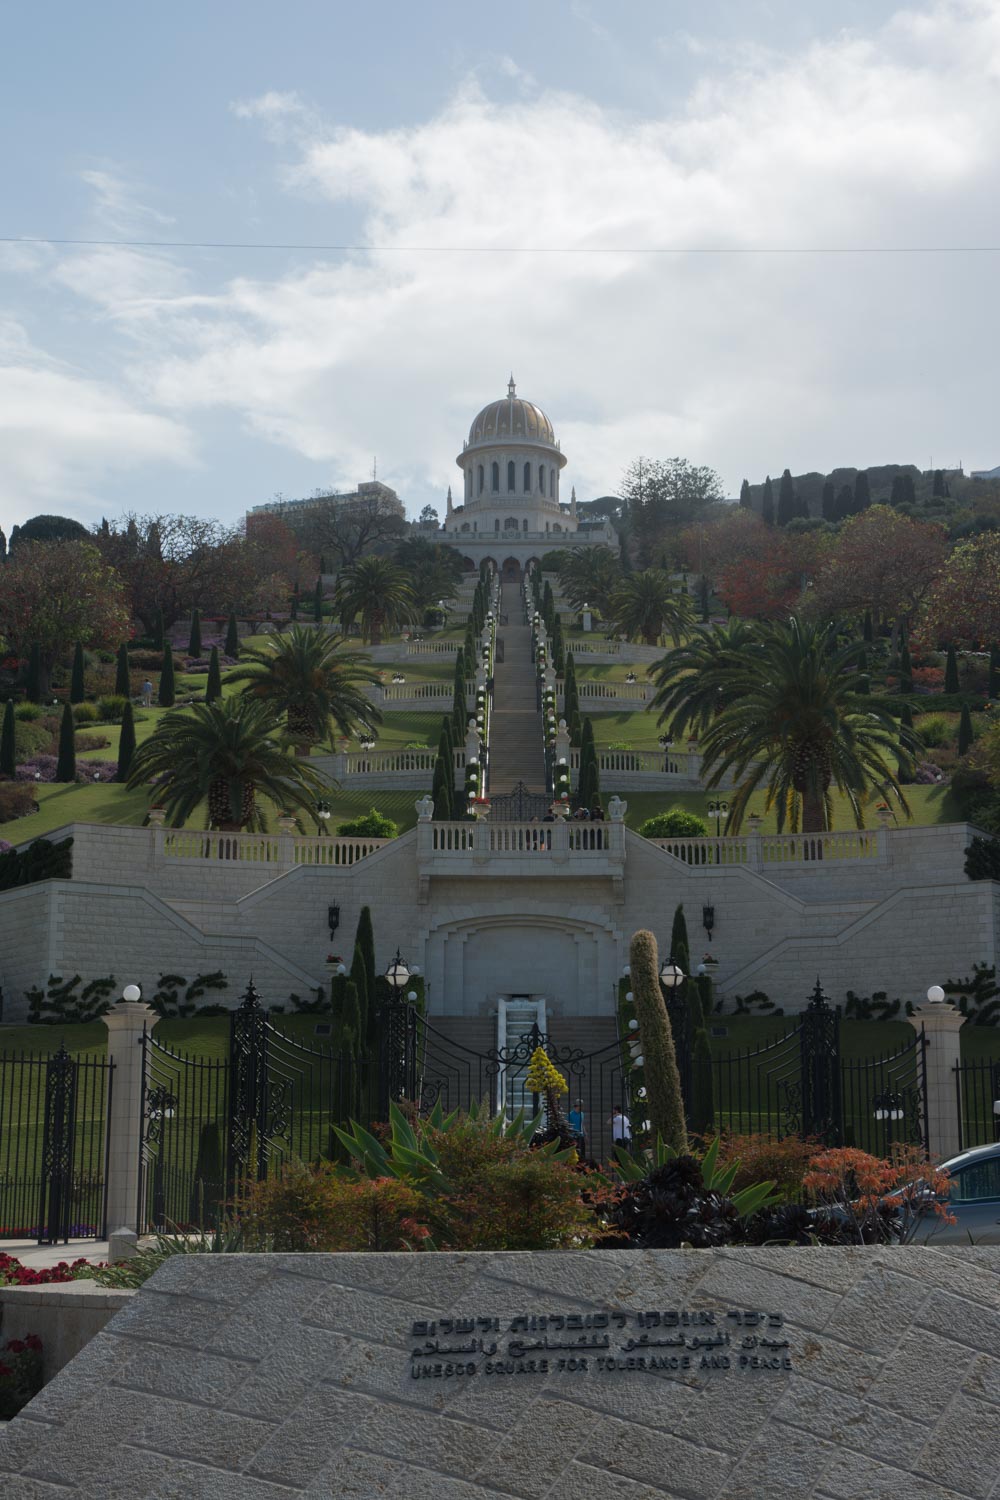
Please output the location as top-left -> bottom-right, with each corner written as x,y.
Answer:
2,0 -> 1000,532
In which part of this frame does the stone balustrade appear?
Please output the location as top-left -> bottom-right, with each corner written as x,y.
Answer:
405,640 -> 461,655
160,829 -> 389,866
414,816 -> 627,896
555,679 -> 655,710
312,747 -> 468,791
649,828 -> 888,869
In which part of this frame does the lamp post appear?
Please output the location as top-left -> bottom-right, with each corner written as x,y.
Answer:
707,799 -> 729,832
384,948 -> 411,992
315,799 -> 332,836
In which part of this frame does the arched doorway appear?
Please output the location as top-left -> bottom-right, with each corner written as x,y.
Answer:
501,556 -> 521,583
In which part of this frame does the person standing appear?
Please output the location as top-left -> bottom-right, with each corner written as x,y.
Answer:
611,1105 -> 631,1148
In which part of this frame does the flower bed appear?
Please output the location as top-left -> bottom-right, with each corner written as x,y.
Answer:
0,1332 -> 43,1419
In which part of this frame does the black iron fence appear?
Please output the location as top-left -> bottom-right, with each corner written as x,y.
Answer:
0,1046 -> 113,1243
955,1057 -> 1000,1150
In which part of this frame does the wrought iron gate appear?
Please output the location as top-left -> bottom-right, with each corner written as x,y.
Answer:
139,982 -> 366,1230
0,1045 -> 113,1243
954,1056 -> 1000,1150
488,780 -> 551,821
709,982 -> 927,1150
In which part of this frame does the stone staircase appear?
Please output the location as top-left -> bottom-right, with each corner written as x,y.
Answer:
487,579 -> 546,793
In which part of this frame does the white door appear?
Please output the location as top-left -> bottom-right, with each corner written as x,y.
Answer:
496,996 -> 546,1121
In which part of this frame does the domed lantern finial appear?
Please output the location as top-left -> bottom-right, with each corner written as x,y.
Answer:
508,373 -> 516,398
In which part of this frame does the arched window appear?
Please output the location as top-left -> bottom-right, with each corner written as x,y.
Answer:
549,468 -> 555,497
553,523 -> 562,534
461,523 -> 471,533
491,461 -> 500,492
504,516 -> 518,531
539,464 -> 545,492
477,465 -> 484,495
524,461 -> 531,491
507,461 -> 515,491
495,518 -> 500,532
523,518 -> 528,532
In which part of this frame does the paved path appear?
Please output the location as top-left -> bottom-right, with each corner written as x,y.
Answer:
488,579 -> 545,793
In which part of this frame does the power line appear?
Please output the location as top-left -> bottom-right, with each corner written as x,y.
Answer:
2,235 -> 1000,254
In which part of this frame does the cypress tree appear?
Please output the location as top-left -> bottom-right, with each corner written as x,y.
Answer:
25,643 -> 42,703
55,701 -> 76,782
857,648 -> 870,693
853,470 -> 871,514
761,476 -> 774,526
695,972 -> 715,1028
0,699 -> 15,776
990,643 -> 1000,700
777,469 -> 797,526
320,554 -> 327,575
355,905 -> 376,1015
628,929 -> 687,1153
314,577 -> 324,623
152,607 -> 165,651
863,610 -> 873,644
349,943 -> 369,1053
551,615 -> 564,674
563,653 -> 579,729
205,646 -> 222,703
944,644 -> 960,695
187,607 -> 202,658
898,637 -> 913,695
668,903 -> 690,974
437,720 -> 454,793
70,641 -> 86,704
821,481 -> 837,522
739,478 -> 752,509
158,643 -> 175,707
432,754 -> 453,820
115,642 -> 130,698
577,717 -> 600,809
958,701 -> 974,756
225,612 -> 239,659
116,700 -> 136,781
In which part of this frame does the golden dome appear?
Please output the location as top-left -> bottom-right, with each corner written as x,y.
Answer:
467,377 -> 556,447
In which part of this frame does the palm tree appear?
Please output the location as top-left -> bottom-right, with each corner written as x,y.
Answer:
334,556 -> 416,644
609,570 -> 692,647
127,695 -> 326,830
557,546 -> 621,618
693,617 -> 915,833
226,625 -> 382,757
649,618 -> 762,738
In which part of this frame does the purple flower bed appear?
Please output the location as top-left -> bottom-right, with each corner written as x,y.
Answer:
16,757 -> 120,783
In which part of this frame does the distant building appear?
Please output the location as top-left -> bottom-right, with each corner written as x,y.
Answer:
439,377 -> 617,579
971,465 -> 1000,481
246,480 -> 403,536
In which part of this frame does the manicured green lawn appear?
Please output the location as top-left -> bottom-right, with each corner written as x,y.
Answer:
614,784 -> 962,833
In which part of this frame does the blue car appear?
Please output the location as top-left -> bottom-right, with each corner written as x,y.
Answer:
907,1142 -> 1000,1244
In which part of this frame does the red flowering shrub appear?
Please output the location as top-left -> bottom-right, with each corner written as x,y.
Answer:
803,1144 -> 954,1241
236,1167 -> 430,1252
0,1253 -> 98,1286
701,1131 -> 819,1200
911,665 -> 945,691
0,1332 -> 43,1418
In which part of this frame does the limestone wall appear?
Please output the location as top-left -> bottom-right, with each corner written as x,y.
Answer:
2,1247 -> 998,1499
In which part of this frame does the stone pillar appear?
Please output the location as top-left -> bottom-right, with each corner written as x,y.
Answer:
102,1000 -> 158,1235
582,607 -> 592,632
908,999 -> 966,1161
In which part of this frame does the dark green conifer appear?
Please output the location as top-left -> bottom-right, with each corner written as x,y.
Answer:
115,642 -> 130,698
0,699 -> 15,776
761,476 -> 774,525
158,643 -> 175,707
777,469 -> 797,526
989,643 -> 1000,700
739,478 -> 752,509
314,578 -> 324,623
205,646 -> 222,703
116,700 -> 136,781
152,607 -> 165,650
668,903 -> 690,974
70,641 -> 86,704
898,637 -> 913,695
55,701 -> 76,782
822,481 -> 837,521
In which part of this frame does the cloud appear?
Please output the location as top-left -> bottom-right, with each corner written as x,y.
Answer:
0,324 -> 194,519
8,0 -> 1000,524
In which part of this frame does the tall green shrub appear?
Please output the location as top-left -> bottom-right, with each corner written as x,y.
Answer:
25,644 -> 42,704
577,716 -> 600,809
115,642 -> 130,698
690,1028 -> 715,1135
355,905 -> 376,1013
158,644 -> 175,707
70,641 -> 86,704
432,753 -> 453,820
0,700 -> 15,776
695,972 -> 715,1027
225,612 -> 240,658
628,929 -> 687,1152
116,700 -> 136,782
945,644 -> 960,695
350,942 -> 369,1050
188,608 -> 202,658
55,701 -> 76,783
898,637 -> 913,695
205,647 -> 222,704
669,903 -> 690,973
958,701 -> 974,756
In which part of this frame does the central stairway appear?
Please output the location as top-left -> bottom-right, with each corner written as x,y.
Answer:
487,578 -> 546,793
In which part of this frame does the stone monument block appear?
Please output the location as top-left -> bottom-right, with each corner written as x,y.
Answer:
2,1247 -> 999,1498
